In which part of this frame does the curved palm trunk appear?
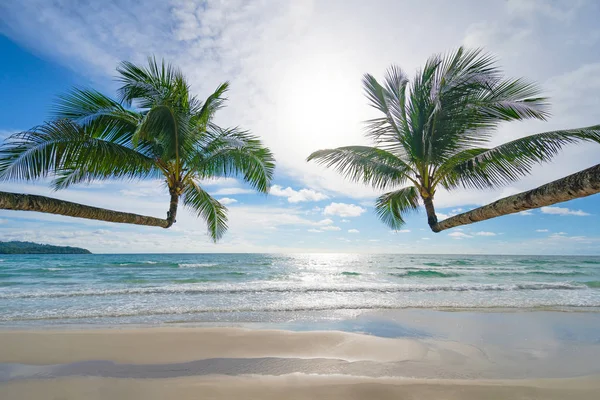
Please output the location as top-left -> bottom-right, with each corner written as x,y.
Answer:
0,191 -> 170,228
431,163 -> 600,232
423,197 -> 438,229
165,190 -> 179,228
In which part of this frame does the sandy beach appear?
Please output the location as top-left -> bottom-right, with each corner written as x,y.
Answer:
3,375 -> 600,400
1,324 -> 599,399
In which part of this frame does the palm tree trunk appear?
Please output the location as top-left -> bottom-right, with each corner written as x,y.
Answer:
423,197 -> 438,229
0,191 -> 170,228
431,163 -> 600,232
165,190 -> 178,228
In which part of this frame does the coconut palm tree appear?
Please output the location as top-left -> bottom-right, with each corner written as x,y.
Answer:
0,57 -> 275,242
308,47 -> 600,232
432,162 -> 600,232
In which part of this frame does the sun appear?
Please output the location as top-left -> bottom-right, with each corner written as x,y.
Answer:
270,53 -> 368,155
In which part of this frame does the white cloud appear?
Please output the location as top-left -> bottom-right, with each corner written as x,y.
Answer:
421,238 -> 431,240
320,225 -> 341,231
269,185 -> 328,203
307,229 -> 322,233
506,0 -> 584,23
341,219 -> 350,223
199,178 -> 240,187
211,188 -> 255,196
448,232 -> 473,239
323,202 -> 366,218
475,231 -> 496,236
391,229 -> 411,234
519,210 -> 534,216
218,198 -> 238,205
436,212 -> 451,220
348,229 -> 360,234
119,180 -> 166,197
546,232 -> 594,243
316,218 -> 333,226
541,206 -> 590,216
536,229 -> 549,232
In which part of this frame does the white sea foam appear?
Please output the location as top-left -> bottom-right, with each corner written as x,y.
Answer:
178,263 -> 219,268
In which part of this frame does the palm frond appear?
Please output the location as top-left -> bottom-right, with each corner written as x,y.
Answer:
51,88 -> 142,148
441,125 -> 600,189
117,56 -> 188,110
307,146 -> 414,190
52,88 -> 138,125
375,186 -> 420,229
191,82 -> 229,131
416,47 -> 548,162
183,180 -> 228,242
190,127 -> 275,193
0,120 -> 157,187
362,69 -> 413,156
474,78 -> 550,121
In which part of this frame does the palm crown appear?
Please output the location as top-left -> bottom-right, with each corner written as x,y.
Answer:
0,57 -> 275,241
308,47 -> 600,230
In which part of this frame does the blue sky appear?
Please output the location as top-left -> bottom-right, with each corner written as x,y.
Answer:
0,0 -> 599,254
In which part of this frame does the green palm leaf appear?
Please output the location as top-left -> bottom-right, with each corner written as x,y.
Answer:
0,120 -> 157,186
307,146 -> 414,190
183,181 -> 228,242
192,127 -> 275,193
191,82 -> 229,132
117,56 -> 188,109
375,186 -> 420,229
443,125 -> 600,189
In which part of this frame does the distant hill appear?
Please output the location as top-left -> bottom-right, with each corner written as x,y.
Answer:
0,241 -> 91,254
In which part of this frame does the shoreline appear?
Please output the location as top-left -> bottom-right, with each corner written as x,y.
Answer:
3,306 -> 600,329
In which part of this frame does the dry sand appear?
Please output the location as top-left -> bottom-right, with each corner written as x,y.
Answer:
1,327 -> 598,399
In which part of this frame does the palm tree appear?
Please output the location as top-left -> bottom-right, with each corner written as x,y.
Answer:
0,57 -> 275,242
308,47 -> 600,232
432,162 -> 600,232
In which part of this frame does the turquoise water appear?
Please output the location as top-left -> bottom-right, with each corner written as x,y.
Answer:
1,253 -> 600,326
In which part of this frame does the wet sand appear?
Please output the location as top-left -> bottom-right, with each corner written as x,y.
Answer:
3,375 -> 600,400
2,311 -> 600,399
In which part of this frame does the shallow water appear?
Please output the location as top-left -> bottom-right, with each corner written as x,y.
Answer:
1,253 -> 600,326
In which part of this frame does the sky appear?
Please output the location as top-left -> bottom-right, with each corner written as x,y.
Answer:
0,0 -> 599,254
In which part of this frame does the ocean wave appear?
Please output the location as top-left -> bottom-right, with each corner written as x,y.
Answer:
112,261 -> 179,268
171,278 -> 211,284
488,271 -> 586,277
390,270 -> 461,278
423,262 -> 444,267
120,279 -> 151,284
584,281 -> 600,288
4,301 -> 600,322
178,263 -> 219,268
0,282 -> 589,300
341,272 -> 361,276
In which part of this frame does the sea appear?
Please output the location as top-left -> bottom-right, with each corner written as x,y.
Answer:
1,253 -> 600,327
